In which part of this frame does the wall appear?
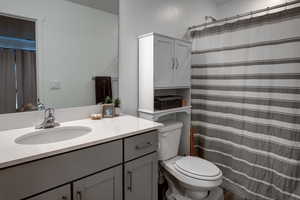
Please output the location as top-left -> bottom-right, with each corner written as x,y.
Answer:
0,0 -> 118,109
216,0 -> 290,18
119,0 -> 217,115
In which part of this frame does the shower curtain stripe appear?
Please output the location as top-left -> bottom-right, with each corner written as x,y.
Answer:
217,164 -> 300,199
192,99 -> 300,115
193,121 -> 300,145
192,74 -> 300,79
192,114 -> 299,140
190,6 -> 300,200
192,90 -> 300,101
197,145 -> 300,181
197,134 -> 300,165
191,94 -> 300,108
192,64 -> 300,75
223,177 -> 274,200
192,80 -> 300,89
192,36 -> 300,54
192,58 -> 300,68
192,105 -> 300,124
191,85 -> 300,94
192,109 -> 300,127
195,129 -> 300,160
222,173 -> 300,200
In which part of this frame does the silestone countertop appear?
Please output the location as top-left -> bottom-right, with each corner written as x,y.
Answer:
0,115 -> 162,169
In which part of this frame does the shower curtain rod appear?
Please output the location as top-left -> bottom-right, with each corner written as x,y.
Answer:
188,0 -> 300,30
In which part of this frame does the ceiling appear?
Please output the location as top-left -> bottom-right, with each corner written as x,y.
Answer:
66,0 -> 232,15
66,0 -> 119,15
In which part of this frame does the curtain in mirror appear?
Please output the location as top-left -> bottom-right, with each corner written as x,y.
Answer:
16,50 -> 37,111
0,48 -> 15,114
0,48 -> 37,114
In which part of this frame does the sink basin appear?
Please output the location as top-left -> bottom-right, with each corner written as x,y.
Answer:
15,126 -> 92,145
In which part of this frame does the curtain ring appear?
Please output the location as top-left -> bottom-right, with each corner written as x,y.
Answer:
266,7 -> 270,15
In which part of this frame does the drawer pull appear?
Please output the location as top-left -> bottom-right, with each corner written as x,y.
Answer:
62,196 -> 68,200
127,171 -> 133,192
135,142 -> 153,150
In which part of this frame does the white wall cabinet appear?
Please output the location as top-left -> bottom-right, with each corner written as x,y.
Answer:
139,33 -> 192,155
124,153 -> 158,200
140,33 -> 191,90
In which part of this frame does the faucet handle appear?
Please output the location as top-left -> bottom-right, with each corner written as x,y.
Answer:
37,101 -> 46,111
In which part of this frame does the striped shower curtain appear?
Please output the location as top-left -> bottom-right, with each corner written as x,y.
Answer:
190,7 -> 300,200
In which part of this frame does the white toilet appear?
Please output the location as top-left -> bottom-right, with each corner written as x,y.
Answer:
158,121 -> 224,200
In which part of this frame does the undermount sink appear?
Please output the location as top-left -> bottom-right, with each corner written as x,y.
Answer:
15,126 -> 92,145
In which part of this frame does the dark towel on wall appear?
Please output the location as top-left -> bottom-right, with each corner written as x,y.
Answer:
95,77 -> 112,104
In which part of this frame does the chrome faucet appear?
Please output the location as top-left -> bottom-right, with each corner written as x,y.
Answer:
36,108 -> 60,129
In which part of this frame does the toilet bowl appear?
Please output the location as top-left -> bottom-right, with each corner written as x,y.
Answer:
159,121 -> 223,200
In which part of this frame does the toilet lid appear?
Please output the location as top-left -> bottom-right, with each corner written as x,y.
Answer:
175,156 -> 222,180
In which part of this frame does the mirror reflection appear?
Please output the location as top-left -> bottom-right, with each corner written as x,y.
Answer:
0,0 -> 119,114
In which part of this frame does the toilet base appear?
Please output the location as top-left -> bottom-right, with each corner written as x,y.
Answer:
163,168 -> 223,200
166,187 -> 224,200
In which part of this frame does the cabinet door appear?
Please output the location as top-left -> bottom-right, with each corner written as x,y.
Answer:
154,36 -> 174,88
73,166 -> 122,200
27,185 -> 71,200
174,40 -> 191,87
124,153 -> 158,200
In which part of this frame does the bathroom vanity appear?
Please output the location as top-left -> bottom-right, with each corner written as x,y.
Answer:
0,116 -> 161,200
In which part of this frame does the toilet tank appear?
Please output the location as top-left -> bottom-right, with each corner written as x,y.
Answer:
158,121 -> 183,161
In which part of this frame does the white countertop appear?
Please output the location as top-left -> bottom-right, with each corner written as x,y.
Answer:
0,115 -> 162,169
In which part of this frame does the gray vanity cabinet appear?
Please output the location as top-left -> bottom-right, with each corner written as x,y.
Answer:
0,131 -> 158,200
124,153 -> 158,200
73,166 -> 122,200
26,185 -> 71,200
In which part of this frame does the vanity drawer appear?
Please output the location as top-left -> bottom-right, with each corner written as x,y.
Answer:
124,131 -> 158,161
0,140 -> 122,200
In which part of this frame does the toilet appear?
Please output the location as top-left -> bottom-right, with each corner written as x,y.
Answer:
158,121 -> 224,200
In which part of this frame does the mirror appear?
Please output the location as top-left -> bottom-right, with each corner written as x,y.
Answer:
0,0 -> 119,114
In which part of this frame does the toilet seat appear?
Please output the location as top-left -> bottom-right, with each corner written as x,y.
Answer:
161,156 -> 223,191
175,156 -> 222,181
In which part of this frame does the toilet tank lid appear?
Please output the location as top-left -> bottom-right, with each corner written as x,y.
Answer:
159,121 -> 183,132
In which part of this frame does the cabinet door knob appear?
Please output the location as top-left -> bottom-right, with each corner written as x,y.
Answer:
76,191 -> 82,200
175,58 -> 179,69
62,196 -> 68,200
